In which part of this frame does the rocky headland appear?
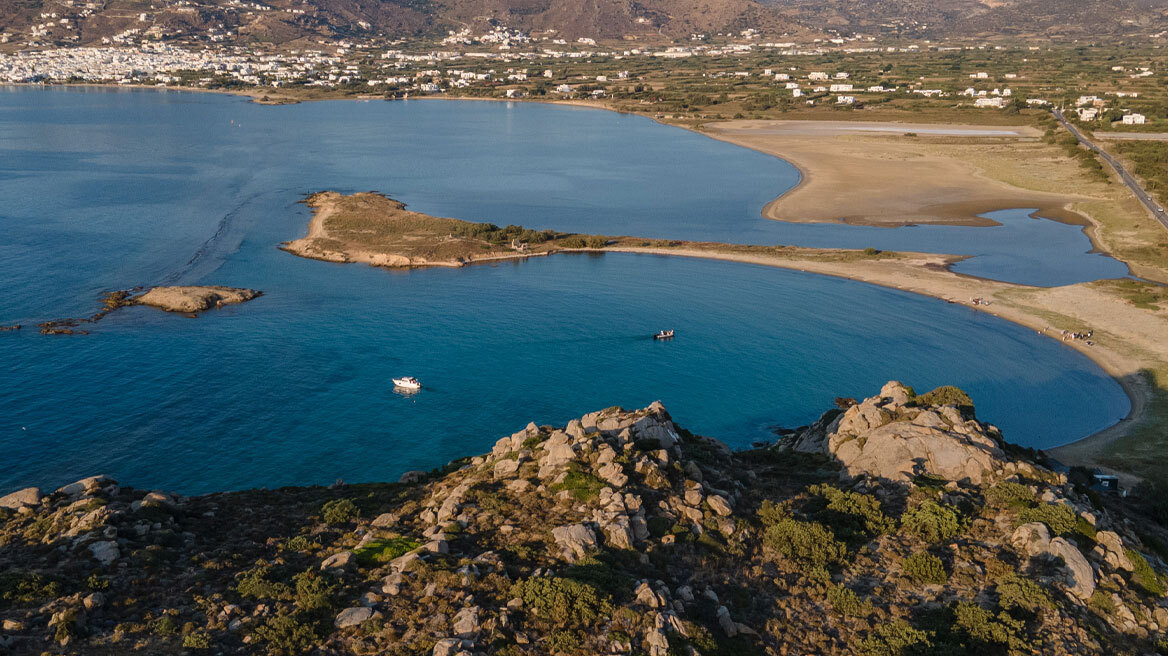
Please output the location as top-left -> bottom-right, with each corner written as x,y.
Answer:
2,382 -> 1166,655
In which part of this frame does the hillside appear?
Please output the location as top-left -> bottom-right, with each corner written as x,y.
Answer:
2,382 -> 1167,655
3,0 -> 1167,46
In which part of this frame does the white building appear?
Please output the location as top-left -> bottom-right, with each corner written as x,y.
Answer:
836,95 -> 854,104
829,83 -> 853,92
808,71 -> 828,81
1122,113 -> 1146,125
974,97 -> 1006,108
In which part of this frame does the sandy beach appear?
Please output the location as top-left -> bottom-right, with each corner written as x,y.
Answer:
702,119 -> 1097,227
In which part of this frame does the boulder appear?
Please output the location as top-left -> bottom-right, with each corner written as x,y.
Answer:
371,512 -> 398,528
432,638 -> 464,656
88,540 -> 119,565
320,551 -> 355,571
1047,537 -> 1095,601
493,458 -> 520,479
707,495 -> 733,517
1010,522 -> 1051,557
880,380 -> 913,407
334,607 -> 374,628
716,606 -> 738,637
1092,531 -> 1133,572
551,523 -> 597,562
597,462 -> 628,488
0,487 -> 42,510
452,606 -> 480,639
399,471 -> 427,484
57,476 -> 114,498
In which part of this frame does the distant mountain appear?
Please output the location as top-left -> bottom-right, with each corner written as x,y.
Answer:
1,0 -> 1166,46
763,0 -> 1168,38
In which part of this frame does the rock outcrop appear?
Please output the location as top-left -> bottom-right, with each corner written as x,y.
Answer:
791,381 -> 1005,484
132,286 -> 262,313
0,385 -> 1164,656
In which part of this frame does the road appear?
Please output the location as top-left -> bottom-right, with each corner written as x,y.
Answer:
1053,108 -> 1168,232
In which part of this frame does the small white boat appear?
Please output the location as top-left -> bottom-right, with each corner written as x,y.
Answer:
393,376 -> 421,390
653,329 -> 675,340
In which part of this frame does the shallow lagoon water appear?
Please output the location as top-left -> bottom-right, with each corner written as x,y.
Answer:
0,87 -> 1132,493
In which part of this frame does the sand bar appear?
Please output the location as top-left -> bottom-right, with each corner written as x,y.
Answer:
703,119 -> 1094,227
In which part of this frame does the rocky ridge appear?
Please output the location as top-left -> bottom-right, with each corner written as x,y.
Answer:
1,382 -> 1167,655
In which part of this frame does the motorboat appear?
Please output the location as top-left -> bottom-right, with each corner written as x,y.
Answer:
653,329 -> 675,340
393,376 -> 421,390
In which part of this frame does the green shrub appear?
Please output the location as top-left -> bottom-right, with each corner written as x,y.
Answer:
353,538 -> 421,566
807,484 -> 895,541
953,602 -> 1025,650
647,516 -> 673,538
150,615 -> 179,636
1017,504 -> 1077,536
321,498 -> 359,524
550,465 -> 607,502
996,573 -> 1053,613
235,565 -> 293,601
903,552 -> 947,585
859,619 -> 932,656
1089,589 -> 1116,615
292,570 -> 339,612
562,555 -> 633,596
511,576 -> 613,627
756,500 -> 789,527
902,501 -> 964,543
0,571 -> 63,609
182,631 -> 213,649
915,386 -> 974,414
984,482 -> 1036,510
252,612 -> 321,656
763,518 -> 847,570
1127,549 -> 1167,597
828,585 -> 872,617
281,535 -> 314,553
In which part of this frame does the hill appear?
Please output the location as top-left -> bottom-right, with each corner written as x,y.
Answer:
2,381 -> 1167,654
3,0 -> 1166,46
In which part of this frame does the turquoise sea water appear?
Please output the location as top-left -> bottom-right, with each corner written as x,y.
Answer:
0,87 -> 1131,494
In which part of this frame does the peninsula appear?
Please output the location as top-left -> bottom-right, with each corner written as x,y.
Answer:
282,192 -> 1168,483
2,384 -> 1166,655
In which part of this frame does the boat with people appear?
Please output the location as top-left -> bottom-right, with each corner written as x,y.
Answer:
653,329 -> 675,340
392,376 -> 421,390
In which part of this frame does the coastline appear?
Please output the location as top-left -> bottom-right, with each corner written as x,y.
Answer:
12,83 -> 1162,478
603,245 -> 1159,483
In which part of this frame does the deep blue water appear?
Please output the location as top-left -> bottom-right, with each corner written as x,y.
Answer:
0,87 -> 1131,494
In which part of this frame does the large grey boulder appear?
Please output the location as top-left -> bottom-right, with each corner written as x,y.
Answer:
452,606 -> 480,639
1048,537 -> 1096,601
1010,522 -> 1051,557
334,607 -> 374,628
88,540 -> 120,565
551,523 -> 598,562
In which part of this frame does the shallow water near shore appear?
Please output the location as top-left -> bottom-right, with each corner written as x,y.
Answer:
0,87 -> 1132,493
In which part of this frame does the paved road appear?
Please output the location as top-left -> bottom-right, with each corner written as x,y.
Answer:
1053,108 -> 1168,233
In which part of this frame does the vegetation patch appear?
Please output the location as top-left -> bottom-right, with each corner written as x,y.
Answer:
353,537 -> 421,566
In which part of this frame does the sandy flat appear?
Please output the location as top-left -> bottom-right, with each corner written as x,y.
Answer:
703,119 -> 1093,227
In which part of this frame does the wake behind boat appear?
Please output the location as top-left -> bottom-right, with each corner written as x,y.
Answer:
393,376 -> 421,390
653,329 -> 675,340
